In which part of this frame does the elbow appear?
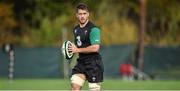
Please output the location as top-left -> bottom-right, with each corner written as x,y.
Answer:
93,45 -> 100,52
93,48 -> 99,52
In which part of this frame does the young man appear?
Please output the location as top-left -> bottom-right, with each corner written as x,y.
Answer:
68,3 -> 104,91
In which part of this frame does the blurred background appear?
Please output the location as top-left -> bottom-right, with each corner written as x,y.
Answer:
0,0 -> 180,90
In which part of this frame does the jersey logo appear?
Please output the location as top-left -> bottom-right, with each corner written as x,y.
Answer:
92,77 -> 96,82
95,39 -> 99,42
74,29 -> 77,34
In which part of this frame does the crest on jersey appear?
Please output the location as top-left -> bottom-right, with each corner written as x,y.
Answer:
85,30 -> 88,35
74,29 -> 77,34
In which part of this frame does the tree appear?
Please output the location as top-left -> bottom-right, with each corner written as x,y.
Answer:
0,3 -> 17,47
146,0 -> 180,46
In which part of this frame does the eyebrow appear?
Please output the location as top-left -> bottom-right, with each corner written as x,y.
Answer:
78,12 -> 87,14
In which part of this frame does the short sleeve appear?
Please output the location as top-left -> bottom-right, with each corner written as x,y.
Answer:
90,27 -> 101,45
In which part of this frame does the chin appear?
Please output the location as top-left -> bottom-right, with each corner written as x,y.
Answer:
80,19 -> 88,24
80,21 -> 86,24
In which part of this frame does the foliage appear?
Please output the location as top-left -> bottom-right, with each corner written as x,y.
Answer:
0,2 -> 18,46
146,0 -> 180,46
0,0 -> 180,47
95,0 -> 138,46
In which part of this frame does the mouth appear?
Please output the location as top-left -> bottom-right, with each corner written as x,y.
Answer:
81,18 -> 85,21
80,18 -> 86,23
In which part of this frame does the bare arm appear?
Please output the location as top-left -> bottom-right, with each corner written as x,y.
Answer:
68,43 -> 100,54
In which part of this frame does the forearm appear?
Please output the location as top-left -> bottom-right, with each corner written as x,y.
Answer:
77,44 -> 100,53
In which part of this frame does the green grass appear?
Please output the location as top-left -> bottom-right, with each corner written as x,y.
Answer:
0,79 -> 180,90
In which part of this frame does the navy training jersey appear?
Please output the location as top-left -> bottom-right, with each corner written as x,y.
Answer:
73,21 -> 101,60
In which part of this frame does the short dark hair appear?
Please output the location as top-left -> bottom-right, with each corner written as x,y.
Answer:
76,3 -> 89,12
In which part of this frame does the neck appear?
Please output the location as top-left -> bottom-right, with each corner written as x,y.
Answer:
79,20 -> 89,28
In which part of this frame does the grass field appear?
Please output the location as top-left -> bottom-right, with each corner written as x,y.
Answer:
0,79 -> 180,90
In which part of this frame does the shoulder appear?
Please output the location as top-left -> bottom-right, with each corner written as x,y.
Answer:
88,21 -> 100,31
88,21 -> 95,28
73,25 -> 79,30
91,27 -> 100,33
73,25 -> 79,33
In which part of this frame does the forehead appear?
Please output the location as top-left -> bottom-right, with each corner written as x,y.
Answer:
77,9 -> 88,13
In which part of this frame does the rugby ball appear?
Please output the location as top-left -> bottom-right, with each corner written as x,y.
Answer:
62,41 -> 74,59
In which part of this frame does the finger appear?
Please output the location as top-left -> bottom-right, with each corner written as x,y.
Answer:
71,43 -> 76,47
68,47 -> 72,51
70,51 -> 74,54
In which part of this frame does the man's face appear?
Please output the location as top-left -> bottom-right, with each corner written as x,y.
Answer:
76,9 -> 89,24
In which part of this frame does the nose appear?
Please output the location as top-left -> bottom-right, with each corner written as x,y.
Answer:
80,14 -> 85,18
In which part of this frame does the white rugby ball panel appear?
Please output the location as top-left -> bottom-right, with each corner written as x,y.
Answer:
62,41 -> 74,59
